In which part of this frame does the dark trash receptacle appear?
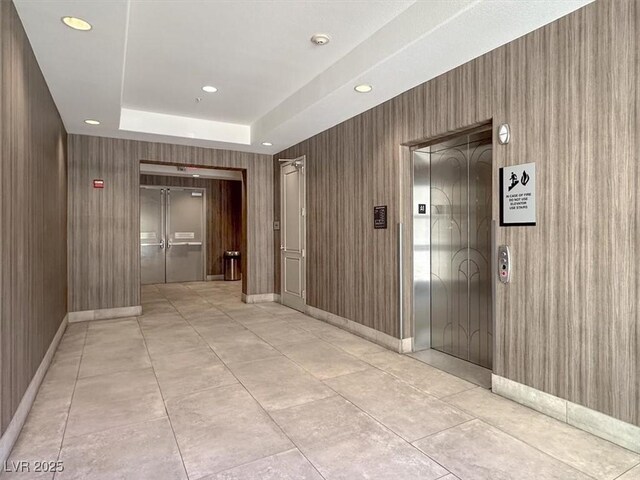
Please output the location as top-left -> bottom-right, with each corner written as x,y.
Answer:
224,251 -> 241,281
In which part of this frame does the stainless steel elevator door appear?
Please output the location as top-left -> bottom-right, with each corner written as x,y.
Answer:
140,187 -> 166,285
166,188 -> 205,283
430,131 -> 492,368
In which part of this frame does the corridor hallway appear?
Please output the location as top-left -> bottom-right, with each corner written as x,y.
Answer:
3,282 -> 639,480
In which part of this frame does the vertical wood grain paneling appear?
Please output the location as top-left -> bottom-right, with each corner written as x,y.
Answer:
68,136 -> 272,312
139,174 -> 242,275
275,0 -> 639,426
0,1 -> 67,434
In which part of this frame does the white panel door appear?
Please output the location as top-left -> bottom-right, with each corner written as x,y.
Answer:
280,157 -> 305,311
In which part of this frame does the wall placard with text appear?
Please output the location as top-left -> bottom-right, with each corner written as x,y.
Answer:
500,162 -> 536,226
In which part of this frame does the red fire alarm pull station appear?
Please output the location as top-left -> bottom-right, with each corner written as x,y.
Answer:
93,179 -> 104,189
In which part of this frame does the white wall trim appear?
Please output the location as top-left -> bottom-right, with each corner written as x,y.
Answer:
0,314 -> 68,465
206,274 -> 224,281
242,293 -> 279,304
68,305 -> 142,323
492,374 -> 640,454
306,305 -> 412,353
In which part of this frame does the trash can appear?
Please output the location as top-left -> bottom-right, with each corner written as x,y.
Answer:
224,251 -> 241,281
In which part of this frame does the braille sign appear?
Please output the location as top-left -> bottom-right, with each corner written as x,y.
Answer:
374,205 -> 387,229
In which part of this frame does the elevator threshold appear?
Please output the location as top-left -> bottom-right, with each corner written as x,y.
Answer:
408,349 -> 492,389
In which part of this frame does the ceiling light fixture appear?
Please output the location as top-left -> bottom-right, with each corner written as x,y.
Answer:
84,119 -> 100,125
62,16 -> 92,31
192,174 -> 200,177
310,34 -> 330,46
261,142 -> 273,146
354,84 -> 373,93
202,85 -> 218,93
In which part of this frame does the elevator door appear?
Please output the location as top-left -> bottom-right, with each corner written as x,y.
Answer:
413,129 -> 492,369
140,186 -> 205,285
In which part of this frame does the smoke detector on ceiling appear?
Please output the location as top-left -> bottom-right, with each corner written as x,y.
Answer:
310,34 -> 330,46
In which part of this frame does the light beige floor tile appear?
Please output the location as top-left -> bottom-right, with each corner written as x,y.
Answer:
409,349 -> 492,388
83,318 -> 142,345
65,368 -> 166,437
142,325 -> 208,357
201,449 -> 323,480
278,340 -> 370,380
79,338 -> 151,378
618,464 -> 640,479
246,320 -> 318,346
182,307 -> 229,323
57,418 -> 186,480
140,301 -> 178,315
166,384 -> 293,478
138,313 -> 188,332
316,328 -> 387,357
205,329 -> 282,364
282,315 -> 338,334
363,351 -> 475,397
414,419 -> 592,480
326,368 -> 473,441
45,352 -> 82,383
254,302 -> 298,316
228,356 -> 335,411
152,347 -> 237,399
445,387 -> 640,479
193,322 -> 248,341
233,314 -> 282,326
271,396 -> 447,480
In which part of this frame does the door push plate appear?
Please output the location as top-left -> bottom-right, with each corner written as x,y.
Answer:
498,245 -> 511,284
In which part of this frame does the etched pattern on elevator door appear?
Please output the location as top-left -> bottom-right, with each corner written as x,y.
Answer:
430,133 -> 492,368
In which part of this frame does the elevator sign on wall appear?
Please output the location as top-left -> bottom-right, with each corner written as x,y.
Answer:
500,162 -> 536,226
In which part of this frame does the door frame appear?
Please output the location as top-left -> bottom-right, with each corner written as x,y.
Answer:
401,121 -> 495,369
139,184 -> 207,284
279,155 -> 306,311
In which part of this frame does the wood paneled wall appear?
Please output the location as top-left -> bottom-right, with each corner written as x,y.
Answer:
68,135 -> 272,312
0,1 -> 67,434
275,0 -> 640,426
139,174 -> 242,275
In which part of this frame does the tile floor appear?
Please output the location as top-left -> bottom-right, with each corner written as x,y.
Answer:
3,281 -> 640,480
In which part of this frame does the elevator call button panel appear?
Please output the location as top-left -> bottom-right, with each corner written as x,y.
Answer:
498,245 -> 511,284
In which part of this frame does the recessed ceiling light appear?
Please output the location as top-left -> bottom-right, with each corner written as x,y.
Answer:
84,119 -> 100,125
202,85 -> 218,93
261,142 -> 273,146
62,16 -> 92,31
192,174 -> 200,178
354,84 -> 373,93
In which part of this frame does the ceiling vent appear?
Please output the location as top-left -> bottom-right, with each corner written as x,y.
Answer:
177,166 -> 187,172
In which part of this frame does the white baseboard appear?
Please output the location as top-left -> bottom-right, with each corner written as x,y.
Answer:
242,293 -> 278,304
0,314 -> 68,465
492,374 -> 640,454
305,305 -> 412,353
68,305 -> 142,323
206,274 -> 224,281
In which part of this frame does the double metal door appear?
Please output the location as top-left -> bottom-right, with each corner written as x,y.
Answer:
140,186 -> 205,285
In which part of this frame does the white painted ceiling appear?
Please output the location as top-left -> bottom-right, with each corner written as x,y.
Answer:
14,0 -> 593,155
